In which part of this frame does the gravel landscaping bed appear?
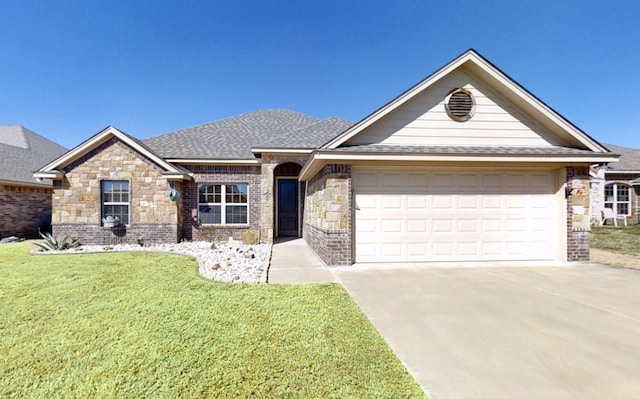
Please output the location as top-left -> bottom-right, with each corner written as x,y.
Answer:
32,240 -> 271,284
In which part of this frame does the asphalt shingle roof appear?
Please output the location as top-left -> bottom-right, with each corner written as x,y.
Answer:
603,143 -> 640,171
329,144 -> 601,156
143,109 -> 352,159
0,126 -> 67,185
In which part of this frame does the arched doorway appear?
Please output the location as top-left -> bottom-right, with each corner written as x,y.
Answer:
274,162 -> 302,237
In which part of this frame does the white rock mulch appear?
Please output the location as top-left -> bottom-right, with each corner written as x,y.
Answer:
33,240 -> 272,284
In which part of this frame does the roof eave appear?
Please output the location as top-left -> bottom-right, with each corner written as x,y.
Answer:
251,148 -> 314,155
33,170 -> 64,179
166,159 -> 261,165
299,151 -> 619,181
0,178 -> 54,189
37,126 -> 182,174
323,49 -> 609,153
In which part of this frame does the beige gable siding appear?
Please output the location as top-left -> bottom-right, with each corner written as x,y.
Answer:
345,69 -> 560,147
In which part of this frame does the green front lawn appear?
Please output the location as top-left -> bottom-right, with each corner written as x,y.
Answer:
591,225 -> 640,255
0,243 -> 426,398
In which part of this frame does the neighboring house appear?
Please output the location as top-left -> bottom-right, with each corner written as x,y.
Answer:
35,50 -> 617,265
0,126 -> 67,238
590,143 -> 640,225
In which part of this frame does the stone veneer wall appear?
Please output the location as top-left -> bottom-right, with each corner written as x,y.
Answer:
52,138 -> 179,245
259,155 -> 307,242
0,184 -> 53,238
567,166 -> 590,261
303,164 -> 352,266
180,165 -> 261,242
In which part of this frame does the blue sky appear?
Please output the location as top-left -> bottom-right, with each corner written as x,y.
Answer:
1,1 -> 639,149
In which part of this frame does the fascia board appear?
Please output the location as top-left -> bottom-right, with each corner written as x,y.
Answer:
299,153 -> 324,181
38,126 -> 182,174
162,173 -> 193,181
33,171 -> 64,179
38,128 -> 113,171
299,150 -> 617,181
0,178 -> 52,188
167,159 -> 260,165
313,152 -> 618,164
251,148 -> 313,155
465,58 -> 607,153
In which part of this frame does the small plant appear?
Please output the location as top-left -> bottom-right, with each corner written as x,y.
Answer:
35,232 -> 81,252
137,237 -> 145,247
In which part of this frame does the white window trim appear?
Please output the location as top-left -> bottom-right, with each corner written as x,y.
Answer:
198,183 -> 249,226
102,180 -> 131,225
604,182 -> 631,216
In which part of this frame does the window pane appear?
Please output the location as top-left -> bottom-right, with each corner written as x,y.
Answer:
199,184 -> 222,204
617,185 -> 630,202
604,185 -> 614,202
198,205 -> 221,224
226,184 -> 248,203
199,184 -> 210,203
618,203 -> 629,216
225,205 -> 247,224
104,204 -> 129,225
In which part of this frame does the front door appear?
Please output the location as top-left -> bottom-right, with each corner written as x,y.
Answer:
277,178 -> 298,237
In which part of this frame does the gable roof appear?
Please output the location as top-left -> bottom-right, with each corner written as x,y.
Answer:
602,143 -> 640,171
35,126 -> 190,180
0,125 -> 67,187
143,109 -> 352,160
324,49 -> 609,153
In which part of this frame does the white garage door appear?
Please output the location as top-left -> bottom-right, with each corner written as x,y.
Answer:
354,168 -> 560,263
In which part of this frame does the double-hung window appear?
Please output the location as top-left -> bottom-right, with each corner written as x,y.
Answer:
198,183 -> 248,225
102,180 -> 130,225
604,183 -> 631,216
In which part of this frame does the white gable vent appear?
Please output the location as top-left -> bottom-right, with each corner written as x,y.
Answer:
445,88 -> 475,122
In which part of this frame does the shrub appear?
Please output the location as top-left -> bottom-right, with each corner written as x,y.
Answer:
34,232 -> 81,252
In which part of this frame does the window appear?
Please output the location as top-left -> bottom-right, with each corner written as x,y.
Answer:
102,180 -> 130,224
604,183 -> 631,215
198,183 -> 248,225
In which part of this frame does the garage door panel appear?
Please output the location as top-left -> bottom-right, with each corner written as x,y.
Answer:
354,168 -> 560,263
382,196 -> 403,209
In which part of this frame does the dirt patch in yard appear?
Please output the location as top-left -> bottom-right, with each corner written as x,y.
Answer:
591,249 -> 640,270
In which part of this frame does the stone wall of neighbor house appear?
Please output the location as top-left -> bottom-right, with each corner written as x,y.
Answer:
0,184 -> 53,238
51,138 -> 180,245
567,166 -> 591,261
303,164 -> 352,266
180,165 -> 261,242
259,155 -> 307,242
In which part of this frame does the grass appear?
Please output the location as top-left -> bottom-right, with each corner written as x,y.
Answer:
591,225 -> 640,255
0,242 -> 426,398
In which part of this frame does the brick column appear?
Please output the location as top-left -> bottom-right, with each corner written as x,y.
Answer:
566,166 -> 590,261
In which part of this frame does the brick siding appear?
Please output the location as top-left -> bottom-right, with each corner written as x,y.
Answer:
0,184 -> 53,238
180,165 -> 261,242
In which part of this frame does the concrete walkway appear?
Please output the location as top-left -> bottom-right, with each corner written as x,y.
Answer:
266,238 -> 335,283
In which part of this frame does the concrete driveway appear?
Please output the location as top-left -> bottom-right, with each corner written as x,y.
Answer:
332,264 -> 640,399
